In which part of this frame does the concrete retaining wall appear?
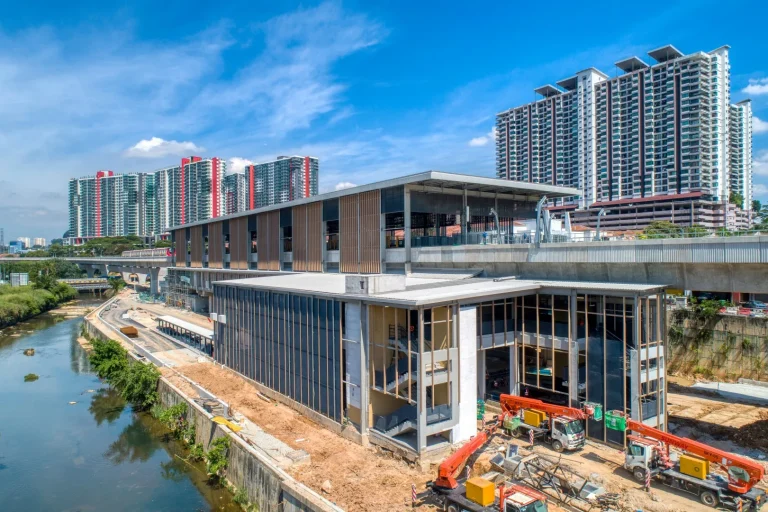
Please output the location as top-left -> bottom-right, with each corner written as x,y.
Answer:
84,311 -> 343,512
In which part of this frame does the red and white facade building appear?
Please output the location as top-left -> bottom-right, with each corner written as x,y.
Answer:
244,156 -> 319,209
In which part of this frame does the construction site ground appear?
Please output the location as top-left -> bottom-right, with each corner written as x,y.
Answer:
96,291 -> 768,511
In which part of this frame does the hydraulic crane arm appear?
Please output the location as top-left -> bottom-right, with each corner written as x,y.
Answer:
435,423 -> 497,490
498,394 -> 590,420
626,416 -> 764,494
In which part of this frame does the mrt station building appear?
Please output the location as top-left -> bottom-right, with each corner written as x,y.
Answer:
168,172 -> 668,459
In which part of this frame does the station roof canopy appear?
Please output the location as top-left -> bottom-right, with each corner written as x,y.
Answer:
171,171 -> 580,230
157,315 -> 213,339
214,273 -> 667,308
615,56 -> 649,73
648,44 -> 684,63
534,85 -> 562,98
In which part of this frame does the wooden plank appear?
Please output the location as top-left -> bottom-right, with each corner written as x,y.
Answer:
359,190 -> 381,274
257,211 -> 280,271
339,194 -> 358,273
209,221 -> 223,269
230,217 -> 249,270
306,202 -> 323,272
190,226 -> 203,267
293,205 -> 307,272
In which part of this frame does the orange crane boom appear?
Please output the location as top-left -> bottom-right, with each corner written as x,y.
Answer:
498,394 -> 591,420
624,415 -> 764,494
435,422 -> 497,489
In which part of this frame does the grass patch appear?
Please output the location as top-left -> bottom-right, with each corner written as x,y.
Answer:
23,373 -> 39,382
0,282 -> 78,329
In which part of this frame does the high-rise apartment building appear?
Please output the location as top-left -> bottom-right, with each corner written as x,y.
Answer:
224,172 -> 247,215
245,156 -> 318,209
32,238 -> 46,247
68,170 -> 113,238
730,100 -> 753,211
496,45 -> 753,229
16,237 -> 31,249
153,164 -> 182,233
180,157 -> 225,225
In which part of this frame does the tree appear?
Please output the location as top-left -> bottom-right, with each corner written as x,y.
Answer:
153,239 -> 172,248
683,224 -> 709,238
642,221 -> 682,239
109,278 -> 126,296
730,191 -> 744,209
753,199 -> 762,213
30,262 -> 58,291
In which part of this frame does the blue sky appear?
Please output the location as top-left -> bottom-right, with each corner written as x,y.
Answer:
2,0 -> 768,242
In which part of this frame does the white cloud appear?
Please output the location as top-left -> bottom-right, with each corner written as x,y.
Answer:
754,183 -> 768,198
227,157 -> 254,173
335,181 -> 357,191
468,127 -> 497,147
743,78 -> 768,95
755,150 -> 768,176
754,116 -> 768,134
125,137 -> 204,158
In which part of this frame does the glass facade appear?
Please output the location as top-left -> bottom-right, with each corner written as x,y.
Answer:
213,286 -> 343,422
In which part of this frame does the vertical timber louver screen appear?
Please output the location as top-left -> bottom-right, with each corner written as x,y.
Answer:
190,226 -> 203,268
230,217 -> 249,270
214,285 -> 343,423
359,190 -> 381,274
257,211 -> 280,271
208,221 -> 223,269
339,194 -> 359,273
306,202 -> 322,272
293,205 -> 307,272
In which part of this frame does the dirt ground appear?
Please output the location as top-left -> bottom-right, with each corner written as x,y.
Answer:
172,362 -> 434,511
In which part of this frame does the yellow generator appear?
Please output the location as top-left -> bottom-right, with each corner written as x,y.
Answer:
465,477 -> 495,507
679,454 -> 709,479
522,409 -> 548,428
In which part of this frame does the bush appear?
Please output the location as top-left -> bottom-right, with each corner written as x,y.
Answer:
113,361 -> 160,409
205,436 -> 230,479
85,333 -> 160,410
0,283 -> 77,328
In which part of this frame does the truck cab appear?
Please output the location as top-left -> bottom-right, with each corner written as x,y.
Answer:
551,417 -> 585,451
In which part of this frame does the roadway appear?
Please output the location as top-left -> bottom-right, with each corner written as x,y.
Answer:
98,292 -> 202,367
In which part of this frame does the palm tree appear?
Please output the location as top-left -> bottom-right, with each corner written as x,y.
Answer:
108,278 -> 126,296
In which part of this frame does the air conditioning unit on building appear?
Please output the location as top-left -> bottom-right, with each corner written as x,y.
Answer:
210,313 -> 218,322
218,314 -> 226,324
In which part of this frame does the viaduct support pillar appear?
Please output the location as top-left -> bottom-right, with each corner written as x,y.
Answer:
149,267 -> 160,297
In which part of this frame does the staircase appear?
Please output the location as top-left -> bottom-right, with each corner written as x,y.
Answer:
373,404 -> 418,436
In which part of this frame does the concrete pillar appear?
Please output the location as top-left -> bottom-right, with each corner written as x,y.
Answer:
149,267 -> 160,296
417,308 -> 427,452
404,187 -> 412,274
453,306 -> 478,443
379,213 -> 387,274
477,349 -> 486,401
509,343 -> 518,395
85,265 -> 95,278
568,292 -> 580,408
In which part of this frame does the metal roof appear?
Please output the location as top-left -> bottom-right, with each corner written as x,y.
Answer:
534,85 -> 563,98
615,56 -> 649,73
170,171 -> 580,230
648,45 -> 684,63
213,273 -> 666,307
157,315 -> 214,338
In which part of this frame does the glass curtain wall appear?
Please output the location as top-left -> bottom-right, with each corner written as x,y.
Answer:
212,286 -> 343,422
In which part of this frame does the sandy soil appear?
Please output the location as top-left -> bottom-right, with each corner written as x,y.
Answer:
174,362 -> 433,511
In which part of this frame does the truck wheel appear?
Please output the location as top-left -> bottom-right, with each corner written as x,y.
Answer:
552,440 -> 564,453
509,428 -> 521,438
447,505 -> 460,512
699,491 -> 718,508
632,468 -> 646,482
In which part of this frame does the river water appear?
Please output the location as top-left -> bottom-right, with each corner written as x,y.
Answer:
0,304 -> 239,511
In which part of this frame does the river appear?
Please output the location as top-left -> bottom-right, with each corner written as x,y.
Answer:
0,302 -> 239,511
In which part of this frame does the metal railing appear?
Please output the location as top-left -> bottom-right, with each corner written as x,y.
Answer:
120,248 -> 170,257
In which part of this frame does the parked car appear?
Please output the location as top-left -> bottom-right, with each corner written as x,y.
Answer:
743,301 -> 767,310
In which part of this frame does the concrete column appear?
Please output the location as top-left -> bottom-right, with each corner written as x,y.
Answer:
404,187 -> 412,274
568,292 -> 580,408
379,213 -> 387,274
85,265 -> 95,278
321,220 -> 328,273
477,350 -> 486,401
453,306 -> 478,443
509,343 -> 518,395
417,308 -> 427,453
149,267 -> 160,296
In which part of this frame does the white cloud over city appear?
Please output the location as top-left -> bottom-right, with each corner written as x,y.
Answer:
125,137 -> 205,158
743,78 -> 768,95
